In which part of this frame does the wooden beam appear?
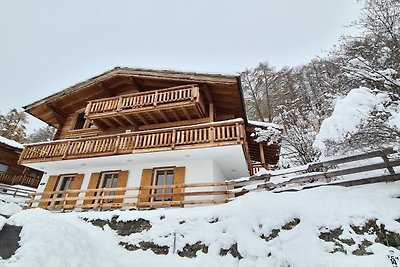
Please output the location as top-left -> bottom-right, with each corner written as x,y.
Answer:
181,107 -> 192,120
136,113 -> 150,125
46,104 -> 66,125
209,103 -> 215,122
121,114 -> 137,126
131,77 -> 145,92
147,111 -> 160,124
169,109 -> 180,121
157,110 -> 171,123
98,82 -> 112,97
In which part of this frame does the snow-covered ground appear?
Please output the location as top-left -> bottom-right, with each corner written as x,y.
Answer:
0,182 -> 399,267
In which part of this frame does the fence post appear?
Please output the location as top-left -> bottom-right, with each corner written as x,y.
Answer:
382,155 -> 396,174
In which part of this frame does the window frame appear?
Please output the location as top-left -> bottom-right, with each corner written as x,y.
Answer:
152,167 -> 175,202
70,109 -> 96,131
54,173 -> 76,205
99,171 -> 120,203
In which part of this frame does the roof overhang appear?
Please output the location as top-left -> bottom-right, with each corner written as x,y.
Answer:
24,67 -> 248,127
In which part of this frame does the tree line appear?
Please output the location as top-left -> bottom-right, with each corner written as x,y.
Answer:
241,0 -> 399,165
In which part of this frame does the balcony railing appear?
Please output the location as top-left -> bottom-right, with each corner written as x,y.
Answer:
85,84 -> 206,126
19,120 -> 247,164
0,172 -> 40,188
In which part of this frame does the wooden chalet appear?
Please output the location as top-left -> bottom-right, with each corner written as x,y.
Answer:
19,67 -> 280,210
0,137 -> 43,188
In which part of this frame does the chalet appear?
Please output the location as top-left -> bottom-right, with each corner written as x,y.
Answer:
0,136 -> 43,188
18,67 -> 280,210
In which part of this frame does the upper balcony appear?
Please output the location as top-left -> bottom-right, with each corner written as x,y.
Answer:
85,84 -> 207,129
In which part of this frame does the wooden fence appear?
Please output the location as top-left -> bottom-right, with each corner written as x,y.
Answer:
232,147 -> 400,193
27,182 -> 231,211
0,172 -> 40,188
26,148 -> 400,211
0,184 -> 36,198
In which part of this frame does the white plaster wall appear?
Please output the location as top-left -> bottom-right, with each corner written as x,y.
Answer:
34,157 -> 222,207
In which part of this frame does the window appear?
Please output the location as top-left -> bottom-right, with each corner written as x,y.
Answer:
100,172 -> 119,203
73,112 -> 86,130
28,172 -> 38,178
72,112 -> 96,130
153,169 -> 174,201
0,163 -> 9,173
55,175 -> 75,205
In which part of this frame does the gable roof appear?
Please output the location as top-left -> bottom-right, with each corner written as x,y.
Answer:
24,67 -> 247,127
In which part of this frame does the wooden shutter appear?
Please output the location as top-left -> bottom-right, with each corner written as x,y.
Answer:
84,172 -> 101,205
114,170 -> 128,204
138,169 -> 153,207
39,175 -> 59,207
66,174 -> 84,207
172,167 -> 185,205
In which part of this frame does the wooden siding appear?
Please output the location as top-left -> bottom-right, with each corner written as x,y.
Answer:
0,143 -> 43,187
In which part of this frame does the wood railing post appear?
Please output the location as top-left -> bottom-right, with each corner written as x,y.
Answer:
62,190 -> 69,212
117,96 -> 123,111
209,127 -> 215,143
235,123 -> 241,143
98,189 -> 105,211
172,129 -> 176,149
63,141 -> 71,159
382,155 -> 396,174
114,135 -> 121,154
154,91 -> 158,107
85,101 -> 92,116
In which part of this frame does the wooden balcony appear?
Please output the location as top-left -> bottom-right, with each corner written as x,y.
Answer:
0,172 -> 40,188
19,120 -> 249,165
85,84 -> 207,128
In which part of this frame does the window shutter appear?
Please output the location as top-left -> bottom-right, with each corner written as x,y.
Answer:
138,169 -> 153,207
66,174 -> 84,207
173,167 -> 185,205
115,170 -> 128,204
84,172 -> 101,205
39,175 -> 59,207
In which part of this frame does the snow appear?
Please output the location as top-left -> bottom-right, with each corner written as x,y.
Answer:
1,182 -> 399,266
248,120 -> 283,130
248,121 -> 282,144
0,195 -> 25,216
313,87 -> 397,156
0,136 -> 23,149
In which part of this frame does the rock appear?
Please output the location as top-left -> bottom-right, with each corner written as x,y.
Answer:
178,241 -> 208,258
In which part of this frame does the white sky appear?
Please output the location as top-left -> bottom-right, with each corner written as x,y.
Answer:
0,0 -> 362,133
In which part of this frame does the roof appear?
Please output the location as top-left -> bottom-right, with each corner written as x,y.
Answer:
24,67 -> 247,127
0,136 -> 24,150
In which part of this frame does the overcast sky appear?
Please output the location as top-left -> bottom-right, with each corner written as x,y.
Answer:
0,0 -> 362,133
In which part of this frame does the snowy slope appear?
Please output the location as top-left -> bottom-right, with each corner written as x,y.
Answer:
1,182 -> 399,267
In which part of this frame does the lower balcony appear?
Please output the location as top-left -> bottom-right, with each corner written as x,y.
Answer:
0,172 -> 40,188
19,120 -> 249,166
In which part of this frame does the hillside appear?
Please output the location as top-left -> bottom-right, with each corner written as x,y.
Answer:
1,182 -> 399,267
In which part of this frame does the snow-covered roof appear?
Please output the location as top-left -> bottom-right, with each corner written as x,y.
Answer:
0,136 -> 24,150
248,120 -> 283,129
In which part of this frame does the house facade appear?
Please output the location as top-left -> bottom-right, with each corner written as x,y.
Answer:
0,136 -> 43,188
18,67 -> 280,209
